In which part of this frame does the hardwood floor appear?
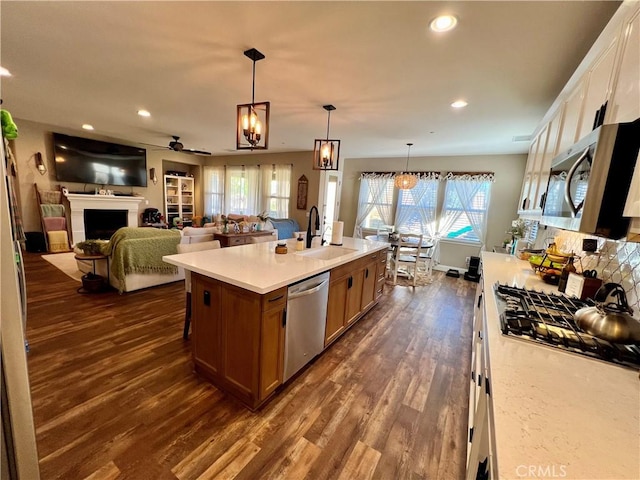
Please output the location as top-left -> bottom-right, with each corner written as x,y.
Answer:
23,252 -> 475,480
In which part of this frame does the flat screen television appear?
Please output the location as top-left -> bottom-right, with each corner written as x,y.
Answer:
53,133 -> 147,187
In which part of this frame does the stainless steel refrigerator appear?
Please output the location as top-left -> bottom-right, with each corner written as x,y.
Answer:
1,136 -> 40,479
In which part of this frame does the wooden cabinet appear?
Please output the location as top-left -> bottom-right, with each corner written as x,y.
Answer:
213,231 -> 274,247
324,252 -> 383,347
360,254 -> 378,313
164,175 -> 194,227
609,6 -> 640,124
191,249 -> 387,408
192,274 -> 222,378
191,272 -> 286,409
375,249 -> 387,300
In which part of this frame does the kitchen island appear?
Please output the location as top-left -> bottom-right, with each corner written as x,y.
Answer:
472,252 -> 639,479
163,237 -> 389,409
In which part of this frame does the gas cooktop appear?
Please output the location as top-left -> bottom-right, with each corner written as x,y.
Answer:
494,283 -> 640,369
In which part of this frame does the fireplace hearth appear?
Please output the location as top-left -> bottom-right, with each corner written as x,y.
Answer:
84,209 -> 127,240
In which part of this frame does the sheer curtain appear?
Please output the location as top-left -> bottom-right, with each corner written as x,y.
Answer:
261,164 -> 291,218
224,165 -> 261,215
353,173 -> 395,237
203,165 -> 225,218
394,173 -> 440,237
440,173 -> 494,247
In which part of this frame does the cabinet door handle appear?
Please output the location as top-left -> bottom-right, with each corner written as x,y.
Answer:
485,377 -> 491,396
348,276 -> 353,289
539,192 -> 547,209
282,309 -> 287,327
521,197 -> 528,210
203,290 -> 211,306
365,268 -> 369,279
477,293 -> 483,308
269,294 -> 284,303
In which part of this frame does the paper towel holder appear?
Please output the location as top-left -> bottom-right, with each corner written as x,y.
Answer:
329,220 -> 344,246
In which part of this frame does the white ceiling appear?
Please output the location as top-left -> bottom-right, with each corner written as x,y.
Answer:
0,1 -> 621,160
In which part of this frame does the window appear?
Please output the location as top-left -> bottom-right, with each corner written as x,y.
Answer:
440,177 -> 492,243
224,165 -> 261,215
353,173 -> 395,236
203,165 -> 225,217
261,164 -> 291,218
395,175 -> 439,236
203,164 -> 291,217
354,171 -> 494,245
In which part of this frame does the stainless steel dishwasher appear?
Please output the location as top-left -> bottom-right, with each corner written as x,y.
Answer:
284,271 -> 330,382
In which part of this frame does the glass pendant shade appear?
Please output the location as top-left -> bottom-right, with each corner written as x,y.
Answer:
236,48 -> 270,150
313,104 -> 340,170
395,142 -> 417,190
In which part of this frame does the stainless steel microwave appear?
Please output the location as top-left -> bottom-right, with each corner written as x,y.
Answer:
541,119 -> 640,239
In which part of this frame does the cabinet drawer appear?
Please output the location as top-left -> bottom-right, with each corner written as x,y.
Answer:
262,287 -> 287,311
229,237 -> 246,247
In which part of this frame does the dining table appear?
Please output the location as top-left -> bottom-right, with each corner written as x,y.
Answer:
364,234 -> 434,250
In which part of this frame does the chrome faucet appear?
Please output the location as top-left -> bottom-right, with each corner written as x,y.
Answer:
306,205 -> 322,248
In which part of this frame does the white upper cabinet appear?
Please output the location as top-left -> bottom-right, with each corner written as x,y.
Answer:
578,36 -> 619,140
534,111 -> 562,213
609,7 -> 640,124
556,80 -> 586,154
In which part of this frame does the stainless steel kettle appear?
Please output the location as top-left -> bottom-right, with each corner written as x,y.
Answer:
574,283 -> 640,344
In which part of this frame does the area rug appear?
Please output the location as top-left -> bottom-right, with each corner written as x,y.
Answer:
385,269 -> 436,287
42,252 -> 82,282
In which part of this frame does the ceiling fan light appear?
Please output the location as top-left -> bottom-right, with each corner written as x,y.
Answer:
430,14 -> 458,32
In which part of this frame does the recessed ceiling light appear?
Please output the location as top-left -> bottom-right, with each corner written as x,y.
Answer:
430,15 -> 458,32
0,66 -> 12,77
82,124 -> 94,131
451,100 -> 468,109
137,109 -> 151,117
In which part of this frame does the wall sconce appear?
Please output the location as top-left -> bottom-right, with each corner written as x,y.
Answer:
236,48 -> 270,151
34,152 -> 47,175
149,167 -> 158,185
313,105 -> 340,171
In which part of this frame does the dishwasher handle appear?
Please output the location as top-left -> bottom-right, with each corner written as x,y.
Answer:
288,279 -> 329,300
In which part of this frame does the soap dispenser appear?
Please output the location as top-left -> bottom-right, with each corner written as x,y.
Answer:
296,233 -> 305,251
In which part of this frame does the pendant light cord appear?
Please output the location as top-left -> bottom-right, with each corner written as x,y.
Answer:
326,109 -> 331,140
251,60 -> 256,105
405,143 -> 413,172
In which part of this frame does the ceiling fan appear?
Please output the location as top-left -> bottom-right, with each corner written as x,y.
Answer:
155,136 -> 212,156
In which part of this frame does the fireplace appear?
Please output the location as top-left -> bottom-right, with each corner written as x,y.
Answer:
84,209 -> 127,240
64,193 -> 145,244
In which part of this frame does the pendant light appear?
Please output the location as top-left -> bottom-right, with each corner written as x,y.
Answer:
236,48 -> 270,150
313,105 -> 340,170
394,143 -> 418,189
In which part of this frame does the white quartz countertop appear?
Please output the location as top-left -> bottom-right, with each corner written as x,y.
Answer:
481,252 -> 640,480
163,236 -> 389,294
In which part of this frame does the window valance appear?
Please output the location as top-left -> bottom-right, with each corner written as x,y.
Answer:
443,172 -> 495,182
360,172 -> 442,181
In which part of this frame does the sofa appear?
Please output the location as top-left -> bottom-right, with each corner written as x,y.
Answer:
181,215 -> 299,243
76,227 -> 184,293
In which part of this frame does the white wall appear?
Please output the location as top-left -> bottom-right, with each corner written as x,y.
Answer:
10,119 -> 203,233
341,153 -> 527,268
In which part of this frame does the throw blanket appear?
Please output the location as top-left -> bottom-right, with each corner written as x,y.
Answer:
40,204 -> 65,217
99,227 -> 181,293
43,216 -> 66,231
47,231 -> 69,252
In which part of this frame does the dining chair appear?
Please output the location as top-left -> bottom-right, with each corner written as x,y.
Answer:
414,236 -> 439,278
389,233 -> 423,286
176,240 -> 221,339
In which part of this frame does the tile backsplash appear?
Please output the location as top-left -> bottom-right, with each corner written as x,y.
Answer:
531,225 -> 640,315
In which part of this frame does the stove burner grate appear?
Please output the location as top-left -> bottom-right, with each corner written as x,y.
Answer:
495,283 -> 640,369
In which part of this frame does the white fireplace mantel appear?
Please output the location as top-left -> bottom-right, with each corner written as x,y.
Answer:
65,193 -> 145,244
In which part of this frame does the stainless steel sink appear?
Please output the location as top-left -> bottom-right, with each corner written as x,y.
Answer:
296,245 -> 357,260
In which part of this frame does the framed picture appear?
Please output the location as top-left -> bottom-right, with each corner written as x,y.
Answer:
297,175 -> 308,210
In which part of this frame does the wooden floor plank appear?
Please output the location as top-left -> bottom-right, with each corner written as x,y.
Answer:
22,252 -> 473,480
